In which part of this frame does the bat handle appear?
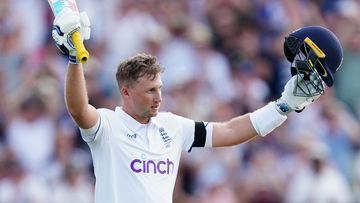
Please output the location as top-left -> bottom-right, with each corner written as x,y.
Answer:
71,31 -> 89,64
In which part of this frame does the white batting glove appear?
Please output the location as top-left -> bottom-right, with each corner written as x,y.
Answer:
52,8 -> 91,64
276,74 -> 321,114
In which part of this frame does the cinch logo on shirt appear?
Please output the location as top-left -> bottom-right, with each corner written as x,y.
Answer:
130,158 -> 174,174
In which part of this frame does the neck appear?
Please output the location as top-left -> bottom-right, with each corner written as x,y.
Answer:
122,106 -> 150,124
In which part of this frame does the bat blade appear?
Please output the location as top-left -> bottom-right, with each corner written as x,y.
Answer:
48,0 -> 79,15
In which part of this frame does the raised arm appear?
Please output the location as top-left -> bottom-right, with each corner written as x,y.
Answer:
212,74 -> 321,147
65,63 -> 98,129
52,9 -> 98,129
212,25 -> 344,147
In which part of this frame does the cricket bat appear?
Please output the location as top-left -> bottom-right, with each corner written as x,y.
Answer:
48,0 -> 89,64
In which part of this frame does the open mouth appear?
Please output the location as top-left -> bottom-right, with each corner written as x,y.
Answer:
151,105 -> 160,110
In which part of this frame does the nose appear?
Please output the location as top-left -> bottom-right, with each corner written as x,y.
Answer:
154,89 -> 162,103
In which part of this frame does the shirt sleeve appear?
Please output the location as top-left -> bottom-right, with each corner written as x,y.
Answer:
188,122 -> 213,152
168,113 -> 213,151
79,115 -> 101,142
79,108 -> 110,143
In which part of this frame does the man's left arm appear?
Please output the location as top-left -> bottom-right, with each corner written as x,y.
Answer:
212,113 -> 258,147
211,74 -> 320,147
212,101 -> 286,147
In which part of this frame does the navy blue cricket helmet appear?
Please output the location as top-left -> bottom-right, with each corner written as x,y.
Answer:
283,26 -> 343,96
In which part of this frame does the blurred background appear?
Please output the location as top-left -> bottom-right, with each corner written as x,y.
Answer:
0,0 -> 360,202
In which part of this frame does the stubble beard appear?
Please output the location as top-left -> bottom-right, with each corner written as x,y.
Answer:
140,106 -> 159,121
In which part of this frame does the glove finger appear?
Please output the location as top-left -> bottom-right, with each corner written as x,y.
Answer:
309,73 -> 325,94
65,34 -> 76,50
52,26 -> 65,45
292,73 -> 307,89
80,11 -> 91,27
309,73 -> 321,86
286,74 -> 302,91
304,82 -> 320,96
289,73 -> 306,93
79,11 -> 91,40
309,73 -> 317,81
296,73 -> 306,83
306,93 -> 321,103
81,27 -> 91,40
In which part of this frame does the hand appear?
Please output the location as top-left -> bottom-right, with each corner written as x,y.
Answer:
52,8 -> 90,64
277,74 -> 322,113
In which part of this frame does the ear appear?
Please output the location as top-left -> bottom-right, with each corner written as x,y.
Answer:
121,85 -> 130,97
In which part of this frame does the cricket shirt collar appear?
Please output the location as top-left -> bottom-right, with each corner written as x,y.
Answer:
115,106 -> 158,132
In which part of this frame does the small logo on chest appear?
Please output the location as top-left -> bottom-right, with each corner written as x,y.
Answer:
126,133 -> 137,139
159,127 -> 172,148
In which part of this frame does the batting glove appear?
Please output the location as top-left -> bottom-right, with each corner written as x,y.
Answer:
52,8 -> 91,64
276,73 -> 322,114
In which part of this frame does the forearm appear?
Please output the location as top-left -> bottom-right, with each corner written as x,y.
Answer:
212,102 -> 287,147
64,63 -> 91,124
65,63 -> 88,114
212,114 -> 258,147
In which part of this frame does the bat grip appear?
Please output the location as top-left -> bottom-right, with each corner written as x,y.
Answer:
71,31 -> 89,64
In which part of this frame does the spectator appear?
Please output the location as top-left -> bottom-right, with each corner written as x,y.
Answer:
0,0 -> 358,202
285,138 -> 354,203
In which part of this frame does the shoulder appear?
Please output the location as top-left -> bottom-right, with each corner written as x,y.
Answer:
154,111 -> 194,127
96,108 -> 118,123
97,108 -> 117,118
155,111 -> 180,122
97,108 -> 115,114
156,111 -> 174,119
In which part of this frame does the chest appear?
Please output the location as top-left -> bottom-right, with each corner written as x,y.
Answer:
108,122 -> 184,160
107,124 -> 183,176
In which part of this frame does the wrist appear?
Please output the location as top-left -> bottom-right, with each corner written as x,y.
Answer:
69,50 -> 79,64
66,30 -> 79,64
275,99 -> 293,115
69,55 -> 80,64
249,102 -> 288,137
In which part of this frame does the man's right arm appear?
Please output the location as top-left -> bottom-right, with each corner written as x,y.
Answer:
65,63 -> 99,129
51,9 -> 97,129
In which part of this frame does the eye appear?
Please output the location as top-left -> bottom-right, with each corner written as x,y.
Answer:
147,88 -> 155,93
147,85 -> 162,93
147,87 -> 158,93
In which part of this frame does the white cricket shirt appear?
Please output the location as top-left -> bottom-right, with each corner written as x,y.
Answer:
80,107 -> 212,203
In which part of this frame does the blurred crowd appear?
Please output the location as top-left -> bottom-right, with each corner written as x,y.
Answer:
0,0 -> 360,202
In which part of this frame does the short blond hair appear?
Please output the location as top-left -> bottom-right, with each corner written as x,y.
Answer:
116,53 -> 163,87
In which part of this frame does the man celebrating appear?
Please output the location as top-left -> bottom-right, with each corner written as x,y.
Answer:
51,8 -> 343,203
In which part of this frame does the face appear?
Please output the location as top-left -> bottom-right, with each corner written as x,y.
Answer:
122,74 -> 162,124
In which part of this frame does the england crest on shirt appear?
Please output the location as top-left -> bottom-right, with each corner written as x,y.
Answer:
158,127 -> 172,148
